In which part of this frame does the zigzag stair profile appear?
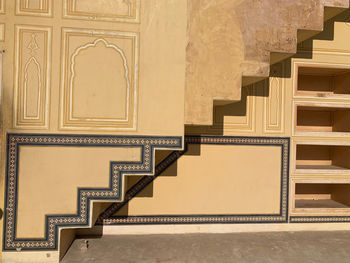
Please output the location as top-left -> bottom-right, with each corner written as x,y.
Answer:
185,0 -> 350,126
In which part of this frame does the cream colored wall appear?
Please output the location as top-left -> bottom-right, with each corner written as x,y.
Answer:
2,2 -> 350,262
114,29 -> 292,220
0,1 -> 186,262
114,19 -> 350,221
17,146 -> 140,238
0,0 -> 186,135
122,144 -> 282,216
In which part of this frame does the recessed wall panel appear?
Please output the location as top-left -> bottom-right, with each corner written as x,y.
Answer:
60,28 -> 139,131
14,25 -> 51,129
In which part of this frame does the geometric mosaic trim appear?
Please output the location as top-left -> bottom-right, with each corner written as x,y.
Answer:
290,216 -> 350,223
3,133 -> 182,251
97,135 -> 290,225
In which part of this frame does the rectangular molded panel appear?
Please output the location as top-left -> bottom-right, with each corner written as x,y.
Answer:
14,25 -> 51,129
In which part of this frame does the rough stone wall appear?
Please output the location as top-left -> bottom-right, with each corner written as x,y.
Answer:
185,0 -> 349,125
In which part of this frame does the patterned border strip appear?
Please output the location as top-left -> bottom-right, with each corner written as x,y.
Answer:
97,136 -> 290,225
290,216 -> 350,223
3,133 -> 182,251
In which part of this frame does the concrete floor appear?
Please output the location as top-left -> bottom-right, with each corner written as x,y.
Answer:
62,231 -> 350,263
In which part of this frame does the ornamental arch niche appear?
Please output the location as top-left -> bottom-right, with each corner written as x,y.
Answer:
60,28 -> 139,131
70,38 -> 130,121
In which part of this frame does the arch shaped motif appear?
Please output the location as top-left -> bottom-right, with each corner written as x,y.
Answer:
69,38 -> 130,122
23,57 -> 42,119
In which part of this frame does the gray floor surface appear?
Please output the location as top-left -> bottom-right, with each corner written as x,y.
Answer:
62,231 -> 350,263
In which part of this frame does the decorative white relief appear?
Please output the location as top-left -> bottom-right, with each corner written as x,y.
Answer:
69,38 -> 130,122
0,24 -> 5,41
60,28 -> 139,131
210,86 -> 256,133
264,63 -> 285,133
71,0 -> 132,16
269,77 -> 280,126
13,25 -> 51,129
64,0 -> 140,23
23,34 -> 42,119
0,0 -> 4,14
23,57 -> 42,119
24,0 -> 44,9
16,0 -> 52,17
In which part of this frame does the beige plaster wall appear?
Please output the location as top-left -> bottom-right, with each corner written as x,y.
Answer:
118,144 -> 282,216
17,146 -> 140,238
0,1 -> 186,261
0,0 -> 186,136
1,2 -> 350,262
113,17 -> 350,222
185,0 -> 349,125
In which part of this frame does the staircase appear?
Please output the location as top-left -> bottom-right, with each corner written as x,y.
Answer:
185,0 -> 350,126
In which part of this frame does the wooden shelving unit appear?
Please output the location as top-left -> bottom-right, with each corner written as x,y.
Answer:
294,143 -> 350,174
291,63 -> 350,217
291,180 -> 350,215
294,103 -> 350,137
296,66 -> 350,99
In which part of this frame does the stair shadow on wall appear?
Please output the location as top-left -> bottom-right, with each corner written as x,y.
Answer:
113,144 -> 201,215
187,5 -> 350,137
185,81 -> 270,136
288,7 -> 350,68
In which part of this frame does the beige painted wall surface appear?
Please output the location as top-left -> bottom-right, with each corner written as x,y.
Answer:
113,17 -> 350,221
0,0 -> 186,136
185,0 -> 348,125
17,146 -> 140,238
0,0 -> 186,261
117,144 -> 282,216
186,18 -> 350,141
3,3 -> 350,263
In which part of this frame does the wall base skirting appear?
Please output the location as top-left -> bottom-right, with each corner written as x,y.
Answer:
2,251 -> 59,263
77,223 -> 350,237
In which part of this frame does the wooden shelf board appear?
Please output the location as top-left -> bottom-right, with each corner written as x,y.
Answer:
295,199 -> 350,209
295,91 -> 350,98
296,164 -> 349,171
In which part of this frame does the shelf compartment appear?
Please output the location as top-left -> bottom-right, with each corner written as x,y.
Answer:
295,104 -> 350,135
295,144 -> 350,173
296,66 -> 350,98
294,183 -> 350,210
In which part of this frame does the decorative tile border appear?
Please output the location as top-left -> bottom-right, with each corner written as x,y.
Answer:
290,216 -> 350,223
97,136 -> 290,225
3,133 -> 182,251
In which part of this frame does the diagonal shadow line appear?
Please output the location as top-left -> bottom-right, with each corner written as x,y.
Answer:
96,145 -> 188,224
